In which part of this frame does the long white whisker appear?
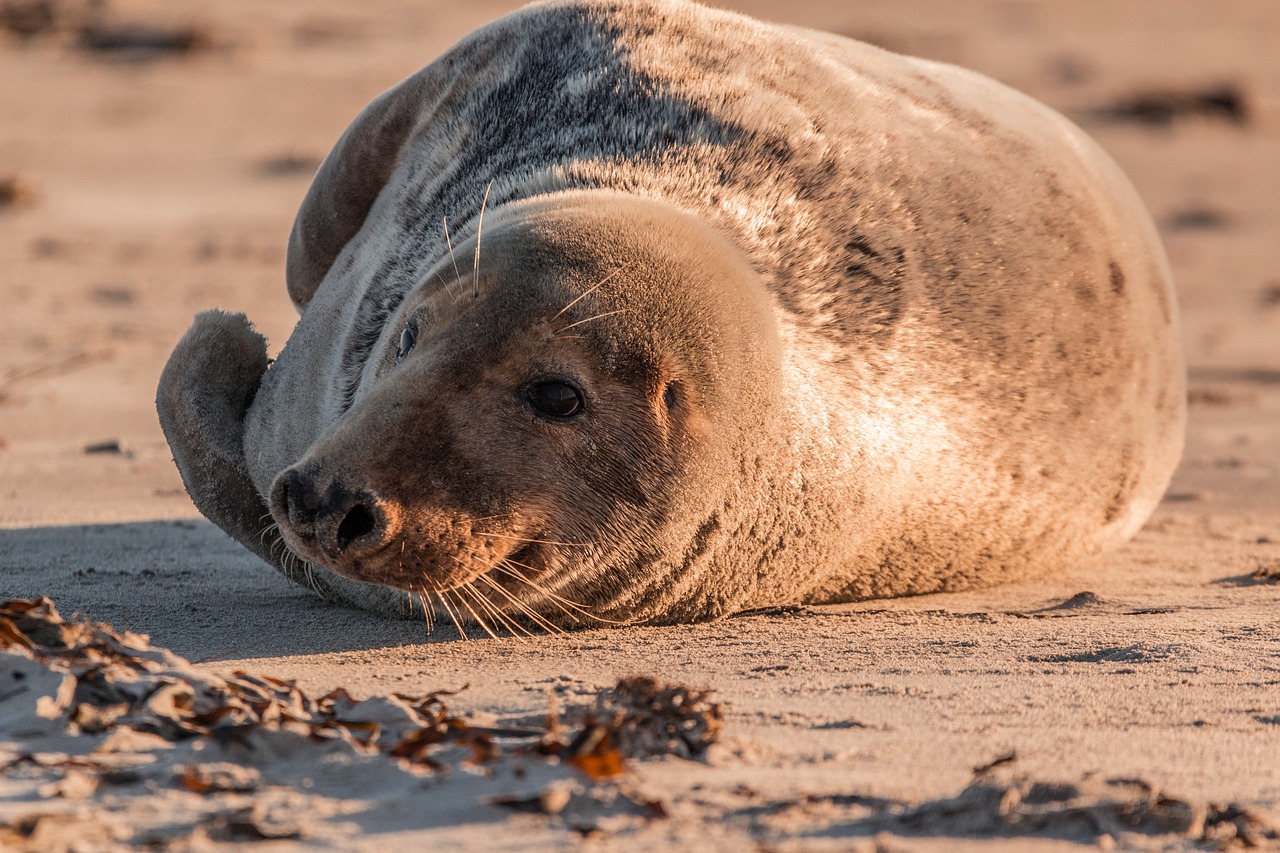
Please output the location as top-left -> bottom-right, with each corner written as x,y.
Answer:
418,584 -> 435,635
442,215 -> 462,281
554,309 -> 628,335
481,578 -> 540,637
467,512 -> 517,524
477,572 -> 564,635
475,531 -> 590,548
550,265 -> 629,322
497,558 -> 627,625
454,586 -> 499,640
472,179 -> 494,300
492,563 -> 588,627
468,580 -> 534,640
442,554 -> 527,639
435,590 -> 468,641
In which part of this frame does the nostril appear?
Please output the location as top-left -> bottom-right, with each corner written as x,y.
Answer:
276,477 -> 291,515
282,468 -> 320,525
336,503 -> 378,549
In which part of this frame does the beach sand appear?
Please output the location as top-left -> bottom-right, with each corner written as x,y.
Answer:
2,0 -> 1278,849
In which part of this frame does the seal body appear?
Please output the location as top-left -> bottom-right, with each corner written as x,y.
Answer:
157,0 -> 1185,627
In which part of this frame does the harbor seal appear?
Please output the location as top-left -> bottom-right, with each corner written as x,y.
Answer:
157,0 -> 1185,631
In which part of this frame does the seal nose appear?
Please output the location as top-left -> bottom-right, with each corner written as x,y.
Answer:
276,468 -> 321,538
271,467 -> 388,559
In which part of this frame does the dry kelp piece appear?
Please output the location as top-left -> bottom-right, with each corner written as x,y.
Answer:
1094,84 -> 1250,126
1250,564 -> 1280,583
76,22 -> 210,57
0,176 -> 36,210
0,598 -> 476,755
0,598 -> 718,782
595,675 -> 724,759
0,0 -> 57,39
523,675 -> 724,781
2,598 -> 695,847
173,762 -> 260,794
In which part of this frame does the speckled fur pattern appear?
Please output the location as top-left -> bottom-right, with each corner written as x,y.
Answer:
157,0 -> 1184,626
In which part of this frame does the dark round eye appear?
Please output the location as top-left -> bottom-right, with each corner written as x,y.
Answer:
394,322 -> 417,364
528,381 -> 584,418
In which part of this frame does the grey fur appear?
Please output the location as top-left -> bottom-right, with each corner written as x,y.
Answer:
157,0 -> 1184,626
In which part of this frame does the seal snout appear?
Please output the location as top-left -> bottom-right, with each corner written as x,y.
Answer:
270,466 -> 392,561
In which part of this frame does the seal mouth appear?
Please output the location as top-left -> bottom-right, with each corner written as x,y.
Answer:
301,530 -> 546,597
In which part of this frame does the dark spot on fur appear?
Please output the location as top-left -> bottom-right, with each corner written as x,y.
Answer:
690,513 -> 720,555
757,133 -> 793,166
1108,261 -> 1126,296
1070,271 -> 1098,304
1103,446 -> 1139,524
844,236 -> 883,260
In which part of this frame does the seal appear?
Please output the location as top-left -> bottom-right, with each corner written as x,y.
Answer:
156,0 -> 1185,631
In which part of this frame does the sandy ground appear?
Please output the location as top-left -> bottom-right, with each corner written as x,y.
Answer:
2,0 -> 1279,849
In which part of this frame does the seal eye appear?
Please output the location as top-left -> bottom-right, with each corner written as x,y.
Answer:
528,381 -> 584,418
394,322 -> 417,364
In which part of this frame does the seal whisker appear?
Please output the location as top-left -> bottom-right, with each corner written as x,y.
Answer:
471,575 -> 539,638
476,531 -> 590,548
443,553 -> 538,639
468,578 -> 535,640
442,215 -> 462,282
553,309 -> 628,335
491,563 -> 587,628
495,559 -> 626,625
453,585 -> 500,639
439,554 -> 503,639
415,584 -> 435,635
298,556 -> 322,596
467,512 -> 517,524
256,520 -> 279,549
476,570 -> 565,635
435,589 -> 468,640
465,584 -> 523,638
550,264 -> 630,321
472,179 -> 494,300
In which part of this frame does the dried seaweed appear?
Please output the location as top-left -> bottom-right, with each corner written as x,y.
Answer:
0,597 -> 719,785
1095,84 -> 1250,127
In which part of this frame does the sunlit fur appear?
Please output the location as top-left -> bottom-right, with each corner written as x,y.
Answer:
157,0 -> 1184,633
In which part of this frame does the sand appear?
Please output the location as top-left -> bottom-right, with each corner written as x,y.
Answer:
1,0 -> 1278,849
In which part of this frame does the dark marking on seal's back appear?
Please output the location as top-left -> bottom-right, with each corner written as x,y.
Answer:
1109,261 -> 1126,296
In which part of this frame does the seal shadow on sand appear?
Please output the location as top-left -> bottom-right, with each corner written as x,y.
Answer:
0,520 -> 460,660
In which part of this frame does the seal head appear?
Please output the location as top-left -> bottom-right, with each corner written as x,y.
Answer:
266,193 -> 784,624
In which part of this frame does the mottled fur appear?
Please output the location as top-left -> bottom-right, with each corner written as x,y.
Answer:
157,0 -> 1184,626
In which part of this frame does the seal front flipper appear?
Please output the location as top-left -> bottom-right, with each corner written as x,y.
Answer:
156,310 -> 297,579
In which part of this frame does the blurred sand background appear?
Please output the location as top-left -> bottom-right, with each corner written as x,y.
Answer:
1,0 -> 1278,849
